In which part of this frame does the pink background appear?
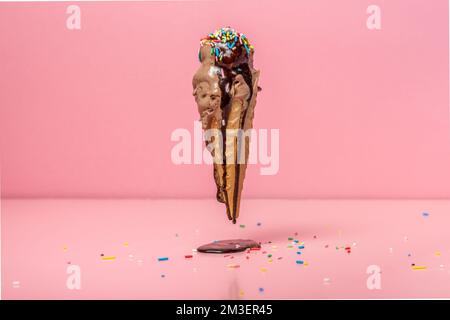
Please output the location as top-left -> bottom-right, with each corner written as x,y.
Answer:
0,0 -> 449,199
2,1 -> 450,301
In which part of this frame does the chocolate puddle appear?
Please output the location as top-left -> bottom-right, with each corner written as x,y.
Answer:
197,239 -> 260,254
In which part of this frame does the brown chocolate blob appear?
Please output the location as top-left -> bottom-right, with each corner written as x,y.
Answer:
197,239 -> 261,254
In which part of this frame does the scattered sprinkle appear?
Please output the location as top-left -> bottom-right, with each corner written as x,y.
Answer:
239,224 -> 245,228
411,266 -> 427,270
296,260 -> 304,265
185,255 -> 193,259
101,256 -> 116,261
158,257 -> 169,261
259,287 -> 264,293
227,263 -> 240,269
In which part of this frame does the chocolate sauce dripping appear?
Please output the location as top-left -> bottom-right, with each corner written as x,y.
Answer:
216,62 -> 254,224
217,71 -> 232,220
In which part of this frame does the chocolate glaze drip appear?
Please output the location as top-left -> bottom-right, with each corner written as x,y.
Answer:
216,57 -> 254,224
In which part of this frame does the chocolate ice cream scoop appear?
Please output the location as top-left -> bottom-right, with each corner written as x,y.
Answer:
193,27 -> 261,224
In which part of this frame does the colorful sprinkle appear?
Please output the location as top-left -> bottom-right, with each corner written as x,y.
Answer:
158,257 -> 169,261
101,256 -> 116,261
199,27 -> 254,63
412,266 -> 427,270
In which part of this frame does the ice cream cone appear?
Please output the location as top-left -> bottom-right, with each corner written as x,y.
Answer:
193,27 -> 260,223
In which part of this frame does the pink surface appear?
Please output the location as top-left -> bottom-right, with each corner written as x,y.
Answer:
2,199 -> 450,299
1,0 -> 449,198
